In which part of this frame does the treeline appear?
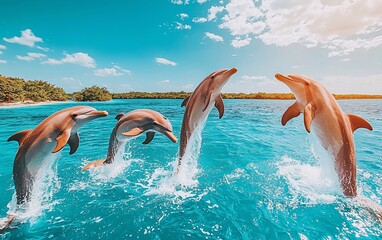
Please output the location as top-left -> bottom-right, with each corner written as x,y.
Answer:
1,75 -> 382,103
0,75 -> 68,102
112,92 -> 296,99
71,86 -> 112,101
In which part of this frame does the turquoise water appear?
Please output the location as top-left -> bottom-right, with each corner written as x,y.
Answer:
0,99 -> 381,239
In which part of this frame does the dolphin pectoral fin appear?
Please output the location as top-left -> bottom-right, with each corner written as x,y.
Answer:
215,94 -> 224,119
122,127 -> 144,137
82,159 -> 106,171
181,96 -> 190,107
68,133 -> 80,155
282,101 -> 301,126
142,132 -> 155,144
7,129 -> 33,145
115,113 -> 124,121
347,114 -> 373,132
202,92 -> 212,112
303,103 -> 315,133
52,130 -> 71,153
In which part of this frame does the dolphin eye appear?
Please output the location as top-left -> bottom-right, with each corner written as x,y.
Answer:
163,117 -> 167,120
211,76 -> 215,79
72,113 -> 78,118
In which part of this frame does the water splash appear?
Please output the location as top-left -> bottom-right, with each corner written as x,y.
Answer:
6,154 -> 61,225
276,134 -> 342,205
145,118 -> 208,198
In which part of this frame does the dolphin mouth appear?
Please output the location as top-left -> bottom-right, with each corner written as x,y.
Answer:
88,110 -> 109,117
222,67 -> 238,77
275,73 -> 296,83
164,131 -> 178,143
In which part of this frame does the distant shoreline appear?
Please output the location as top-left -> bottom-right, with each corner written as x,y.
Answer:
1,93 -> 382,108
0,101 -> 67,108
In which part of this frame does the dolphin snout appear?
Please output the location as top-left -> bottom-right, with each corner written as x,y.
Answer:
275,73 -> 295,83
90,110 -> 109,117
165,131 -> 178,143
225,67 -> 238,76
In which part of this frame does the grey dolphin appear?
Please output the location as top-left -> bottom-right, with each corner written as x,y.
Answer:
178,68 -> 237,168
1,106 -> 108,232
82,109 -> 177,171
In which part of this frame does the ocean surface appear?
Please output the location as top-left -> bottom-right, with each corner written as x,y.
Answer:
0,99 -> 381,239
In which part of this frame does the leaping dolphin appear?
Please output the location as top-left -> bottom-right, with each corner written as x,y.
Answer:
1,106 -> 108,232
275,73 -> 372,197
178,68 -> 237,168
82,109 -> 178,171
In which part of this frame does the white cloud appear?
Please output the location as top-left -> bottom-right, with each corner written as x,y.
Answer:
231,37 -> 251,48
205,32 -> 224,42
16,52 -> 46,61
171,0 -> 189,4
3,29 -> 43,47
197,0 -> 208,3
0,51 -> 3,54
241,75 -> 267,81
94,67 -> 124,77
207,6 -> 225,21
16,55 -> 34,61
183,84 -> 194,90
155,57 -> 177,66
0,60 -> 7,64
0,45 -> 6,50
44,52 -> 96,68
193,17 -> 208,23
36,46 -> 49,52
318,74 -> 382,94
192,0 -> 382,56
27,52 -> 46,58
113,65 -> 131,75
179,13 -> 189,19
175,22 -> 192,30
161,80 -> 171,83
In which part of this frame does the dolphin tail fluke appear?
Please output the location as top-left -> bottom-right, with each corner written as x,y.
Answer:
81,159 -> 106,171
0,215 -> 15,234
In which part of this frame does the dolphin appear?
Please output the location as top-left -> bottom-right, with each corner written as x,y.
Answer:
1,106 -> 108,232
178,68 -> 237,167
275,73 -> 373,197
82,109 -> 178,171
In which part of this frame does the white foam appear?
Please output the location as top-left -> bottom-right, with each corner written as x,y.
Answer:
6,154 -> 61,225
144,119 -> 208,198
276,135 -> 342,205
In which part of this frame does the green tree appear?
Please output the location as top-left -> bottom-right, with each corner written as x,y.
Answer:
73,86 -> 112,101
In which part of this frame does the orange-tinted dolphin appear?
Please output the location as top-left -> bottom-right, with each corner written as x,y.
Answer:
275,73 -> 372,197
82,109 -> 177,171
1,106 -> 108,232
178,68 -> 237,167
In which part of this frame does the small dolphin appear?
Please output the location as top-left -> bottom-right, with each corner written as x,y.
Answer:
2,106 -> 108,232
178,68 -> 237,167
275,73 -> 372,197
82,109 -> 178,171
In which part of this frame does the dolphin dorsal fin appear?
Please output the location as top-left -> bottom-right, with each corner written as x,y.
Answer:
347,114 -> 373,132
7,129 -> 33,146
122,127 -> 144,137
115,113 -> 124,121
304,103 -> 315,133
281,101 -> 301,126
181,96 -> 190,107
214,94 -> 224,119
142,132 -> 156,144
68,133 -> 80,155
52,130 -> 71,153
202,92 -> 212,112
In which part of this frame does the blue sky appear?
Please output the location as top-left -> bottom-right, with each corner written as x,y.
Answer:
0,0 -> 381,93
